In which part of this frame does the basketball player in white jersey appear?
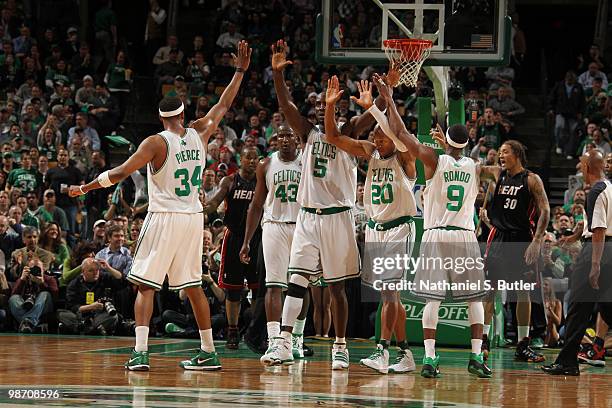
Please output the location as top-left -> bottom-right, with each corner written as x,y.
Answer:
324,75 -> 416,374
270,39 -> 385,369
69,41 -> 252,372
239,125 -> 312,365
375,76 -> 493,378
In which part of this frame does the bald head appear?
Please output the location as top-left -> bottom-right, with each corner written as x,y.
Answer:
581,149 -> 606,183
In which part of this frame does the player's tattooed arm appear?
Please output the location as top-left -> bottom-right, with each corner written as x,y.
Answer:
271,39 -> 312,142
203,175 -> 233,215
240,159 -> 270,264
192,40 -> 252,144
477,164 -> 501,182
324,76 -> 375,158
524,173 -> 551,265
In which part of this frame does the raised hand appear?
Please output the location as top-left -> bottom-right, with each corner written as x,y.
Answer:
431,124 -> 447,150
372,73 -> 393,103
232,40 -> 252,71
350,79 -> 373,110
385,61 -> 401,88
271,39 -> 292,72
325,76 -> 344,105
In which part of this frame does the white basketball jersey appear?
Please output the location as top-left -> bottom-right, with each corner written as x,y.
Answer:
263,151 -> 302,223
147,128 -> 205,213
297,126 -> 357,208
364,151 -> 417,222
423,154 -> 478,230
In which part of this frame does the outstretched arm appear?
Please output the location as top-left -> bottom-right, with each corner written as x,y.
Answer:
192,40 -> 252,145
240,159 -> 269,264
68,135 -> 162,197
524,173 -> 551,265
271,40 -> 312,141
374,74 -> 438,177
324,76 -> 374,158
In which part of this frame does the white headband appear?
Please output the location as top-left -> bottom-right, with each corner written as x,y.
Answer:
446,128 -> 468,149
159,102 -> 184,118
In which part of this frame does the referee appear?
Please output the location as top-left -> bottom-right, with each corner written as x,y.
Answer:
542,150 -> 612,375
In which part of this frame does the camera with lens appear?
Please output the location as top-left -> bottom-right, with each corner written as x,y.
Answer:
22,294 -> 36,311
29,266 -> 42,277
99,298 -> 117,316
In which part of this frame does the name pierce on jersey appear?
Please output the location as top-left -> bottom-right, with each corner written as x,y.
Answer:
175,149 -> 201,164
311,140 -> 336,160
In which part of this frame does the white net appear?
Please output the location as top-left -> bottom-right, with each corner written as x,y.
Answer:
383,39 -> 433,88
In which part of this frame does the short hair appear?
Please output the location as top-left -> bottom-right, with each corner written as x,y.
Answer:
502,139 -> 527,166
22,226 -> 39,237
106,224 -> 124,239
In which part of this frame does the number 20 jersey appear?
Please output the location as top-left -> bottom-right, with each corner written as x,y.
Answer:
422,154 -> 478,231
297,126 -> 357,208
147,128 -> 205,213
263,151 -> 302,223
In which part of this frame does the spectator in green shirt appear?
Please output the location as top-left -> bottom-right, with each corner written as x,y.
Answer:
39,222 -> 69,271
35,189 -> 69,236
59,241 -> 98,287
15,195 -> 39,228
6,152 -> 38,194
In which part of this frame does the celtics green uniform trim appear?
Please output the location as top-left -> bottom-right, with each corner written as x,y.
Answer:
424,225 -> 473,232
169,280 -> 203,291
126,274 -> 163,290
131,213 -> 153,258
149,134 -> 170,175
366,215 -> 414,231
301,206 -> 351,215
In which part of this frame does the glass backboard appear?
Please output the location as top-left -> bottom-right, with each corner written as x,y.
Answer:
316,0 -> 511,66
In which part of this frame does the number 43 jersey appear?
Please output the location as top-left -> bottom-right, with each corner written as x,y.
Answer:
423,154 -> 478,231
147,128 -> 205,213
263,151 -> 302,223
297,127 -> 357,209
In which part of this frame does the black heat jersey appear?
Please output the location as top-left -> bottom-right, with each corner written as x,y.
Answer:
488,169 -> 537,240
224,173 -> 256,234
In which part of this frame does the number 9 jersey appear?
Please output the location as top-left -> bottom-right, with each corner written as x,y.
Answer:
147,128 -> 205,213
422,154 -> 478,231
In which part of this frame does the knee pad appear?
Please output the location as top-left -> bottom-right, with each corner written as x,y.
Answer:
422,300 -> 441,330
468,301 -> 485,326
287,274 -> 309,298
226,289 -> 241,302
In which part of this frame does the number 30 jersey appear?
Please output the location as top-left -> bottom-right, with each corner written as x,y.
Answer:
297,126 -> 357,208
147,128 -> 205,213
488,169 -> 535,236
364,151 -> 416,222
423,154 -> 478,231
263,151 -> 302,223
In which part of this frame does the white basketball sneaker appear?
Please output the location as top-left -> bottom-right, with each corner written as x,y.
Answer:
388,348 -> 416,373
274,336 -> 294,366
360,344 -> 389,374
260,337 -> 281,366
332,343 -> 350,370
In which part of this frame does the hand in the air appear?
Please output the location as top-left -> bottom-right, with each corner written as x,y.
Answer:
232,40 -> 252,71
350,80 -> 373,110
271,39 -> 292,72
325,76 -> 344,105
372,74 -> 393,103
68,185 -> 85,197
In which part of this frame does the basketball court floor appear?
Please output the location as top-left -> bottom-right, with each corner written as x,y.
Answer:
0,334 -> 610,407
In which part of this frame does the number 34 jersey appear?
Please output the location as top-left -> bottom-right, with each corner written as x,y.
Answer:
147,128 -> 205,213
423,154 -> 478,231
297,127 -> 357,209
263,151 -> 302,223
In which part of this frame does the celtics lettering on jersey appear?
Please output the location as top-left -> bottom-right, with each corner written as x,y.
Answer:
265,152 -> 302,223
310,139 -> 337,178
370,168 -> 394,204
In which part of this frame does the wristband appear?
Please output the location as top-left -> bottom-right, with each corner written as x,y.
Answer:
79,185 -> 86,195
97,170 -> 114,188
236,67 -> 245,73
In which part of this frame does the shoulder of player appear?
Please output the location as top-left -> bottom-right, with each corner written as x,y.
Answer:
526,171 -> 544,191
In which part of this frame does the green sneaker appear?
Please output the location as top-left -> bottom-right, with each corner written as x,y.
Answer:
179,349 -> 222,371
125,350 -> 150,371
165,322 -> 185,334
292,334 -> 304,358
468,352 -> 492,378
531,337 -> 544,350
420,355 -> 441,378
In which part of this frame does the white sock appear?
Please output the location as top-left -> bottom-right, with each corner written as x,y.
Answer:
267,321 -> 281,338
424,339 -> 436,358
293,318 -> 305,336
281,295 -> 303,331
483,324 -> 491,337
335,337 -> 346,345
199,329 -> 215,353
471,339 -> 483,354
280,330 -> 292,342
135,326 -> 149,352
517,325 -> 529,341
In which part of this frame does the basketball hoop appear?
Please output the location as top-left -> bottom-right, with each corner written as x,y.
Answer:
383,39 -> 433,87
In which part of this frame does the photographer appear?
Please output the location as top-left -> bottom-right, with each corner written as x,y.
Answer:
58,258 -> 122,335
8,257 -> 58,333
8,226 -> 55,282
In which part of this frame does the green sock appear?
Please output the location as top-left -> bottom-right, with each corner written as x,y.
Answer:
293,318 -> 305,336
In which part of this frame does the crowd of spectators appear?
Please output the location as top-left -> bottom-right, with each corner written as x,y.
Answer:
0,0 -> 610,352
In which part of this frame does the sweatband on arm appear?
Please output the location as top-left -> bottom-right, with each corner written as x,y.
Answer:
367,105 -> 408,152
97,170 -> 114,188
